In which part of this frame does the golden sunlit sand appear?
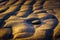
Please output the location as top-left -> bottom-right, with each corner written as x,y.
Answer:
0,0 -> 60,40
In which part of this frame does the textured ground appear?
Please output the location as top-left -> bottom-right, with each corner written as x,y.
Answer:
0,0 -> 60,40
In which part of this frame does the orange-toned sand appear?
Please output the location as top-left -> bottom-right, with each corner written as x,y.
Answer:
0,0 -> 60,40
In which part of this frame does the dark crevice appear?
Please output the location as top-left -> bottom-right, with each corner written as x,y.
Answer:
0,0 -> 26,27
0,0 -> 8,3
21,0 -> 36,17
9,0 -> 18,5
0,7 -> 9,13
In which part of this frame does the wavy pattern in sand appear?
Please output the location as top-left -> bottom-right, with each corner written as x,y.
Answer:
0,0 -> 59,40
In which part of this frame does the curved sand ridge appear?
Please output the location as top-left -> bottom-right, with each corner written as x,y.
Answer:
0,0 -> 59,40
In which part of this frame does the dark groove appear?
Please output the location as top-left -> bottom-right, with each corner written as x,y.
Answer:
0,0 -> 26,28
0,0 -> 8,3
0,7 -> 9,13
0,0 -> 9,6
40,14 -> 58,21
36,0 -> 46,10
21,0 -> 36,17
9,0 -> 18,5
40,0 -> 46,5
